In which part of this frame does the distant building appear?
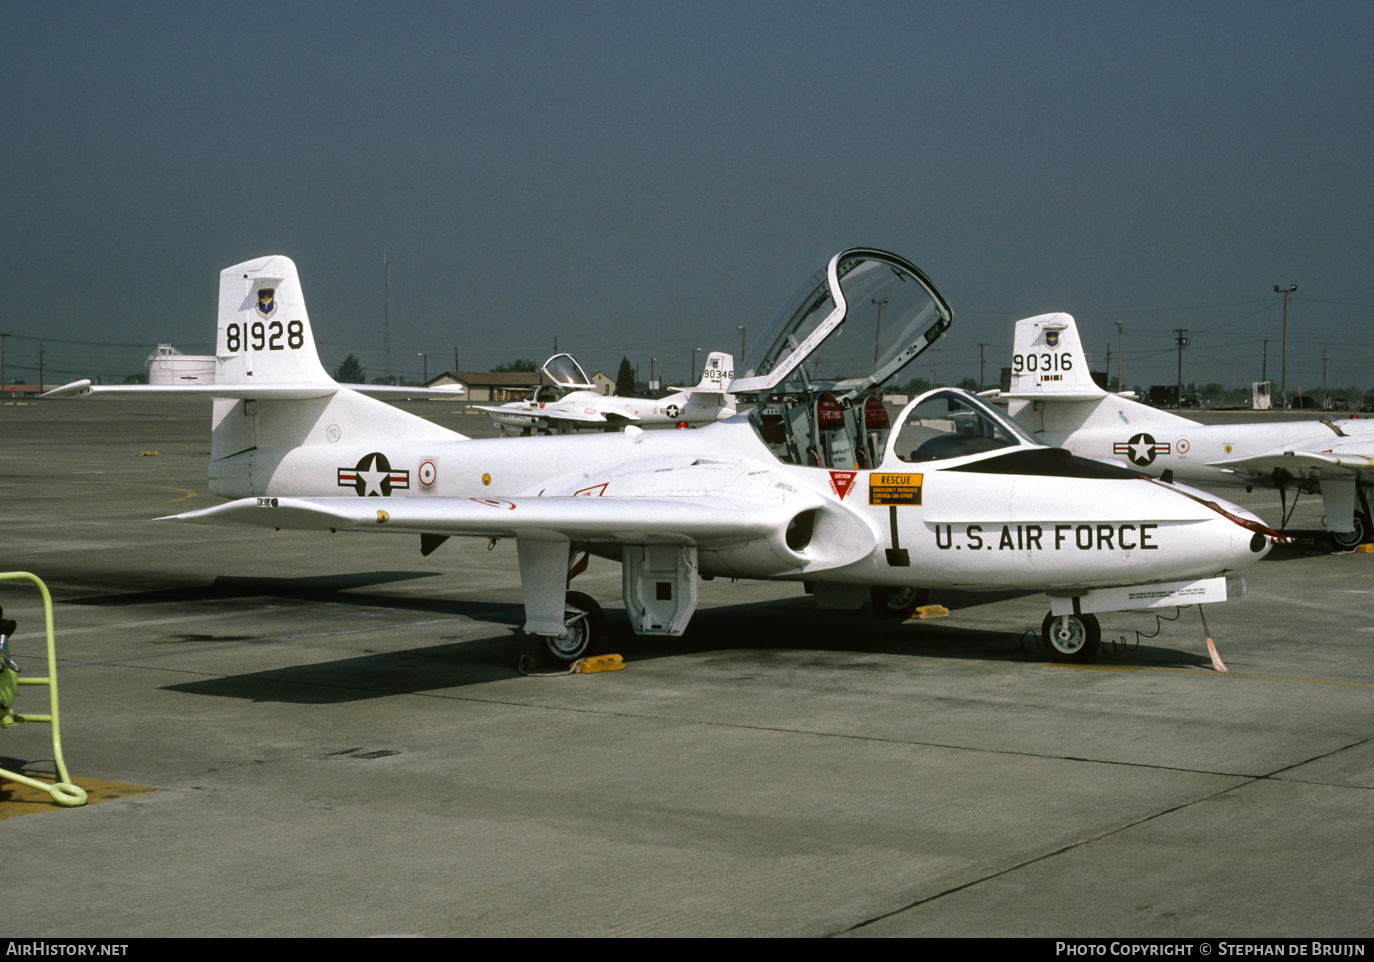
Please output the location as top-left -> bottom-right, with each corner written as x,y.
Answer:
426,370 -> 554,401
590,372 -> 614,396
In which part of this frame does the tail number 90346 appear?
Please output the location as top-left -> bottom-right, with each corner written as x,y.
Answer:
225,320 -> 305,352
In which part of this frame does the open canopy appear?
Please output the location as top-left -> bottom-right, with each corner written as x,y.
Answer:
542,353 -> 595,389
728,248 -> 952,399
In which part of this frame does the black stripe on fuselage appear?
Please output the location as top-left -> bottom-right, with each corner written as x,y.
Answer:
945,448 -> 1143,480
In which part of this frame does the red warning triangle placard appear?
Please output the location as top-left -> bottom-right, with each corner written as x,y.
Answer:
828,470 -> 858,500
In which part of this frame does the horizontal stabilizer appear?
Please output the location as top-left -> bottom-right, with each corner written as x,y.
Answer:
996,390 -> 1134,402
162,495 -> 782,547
44,380 -> 466,401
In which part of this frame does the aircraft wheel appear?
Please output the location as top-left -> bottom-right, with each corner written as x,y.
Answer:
1327,512 -> 1371,552
871,586 -> 930,620
543,591 -> 605,663
1041,611 -> 1101,662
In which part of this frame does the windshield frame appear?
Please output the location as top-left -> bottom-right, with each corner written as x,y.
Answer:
884,388 -> 1045,467
541,353 -> 595,389
728,248 -> 951,397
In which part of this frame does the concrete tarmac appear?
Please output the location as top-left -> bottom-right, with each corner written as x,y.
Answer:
1,397 -> 1371,937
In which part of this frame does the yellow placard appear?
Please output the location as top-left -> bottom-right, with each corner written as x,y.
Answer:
868,473 -> 923,505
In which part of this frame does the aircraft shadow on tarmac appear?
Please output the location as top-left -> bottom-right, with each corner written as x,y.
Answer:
160,589 -> 1215,705
65,570 -> 467,609
1260,536 -> 1346,563
64,570 -> 539,629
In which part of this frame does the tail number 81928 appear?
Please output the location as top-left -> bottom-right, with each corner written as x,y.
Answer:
226,320 -> 305,352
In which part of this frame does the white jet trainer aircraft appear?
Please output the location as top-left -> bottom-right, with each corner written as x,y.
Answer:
999,313 -> 1374,549
474,352 -> 737,435
48,250 -> 1277,664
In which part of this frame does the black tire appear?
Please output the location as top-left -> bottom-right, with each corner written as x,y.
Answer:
543,591 -> 605,663
1041,611 -> 1101,662
871,586 -> 930,620
1328,512 -> 1371,552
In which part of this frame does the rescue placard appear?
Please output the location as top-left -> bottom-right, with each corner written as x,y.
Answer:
869,473 -> 923,505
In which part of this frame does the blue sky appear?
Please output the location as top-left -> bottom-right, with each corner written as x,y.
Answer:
4,0 -> 1371,393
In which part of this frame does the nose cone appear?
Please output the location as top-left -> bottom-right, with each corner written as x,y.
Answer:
1167,481 -> 1275,570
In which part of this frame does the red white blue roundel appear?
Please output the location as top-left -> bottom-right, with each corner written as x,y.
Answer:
419,460 -> 437,486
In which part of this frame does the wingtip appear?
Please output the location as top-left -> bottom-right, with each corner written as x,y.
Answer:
41,379 -> 93,398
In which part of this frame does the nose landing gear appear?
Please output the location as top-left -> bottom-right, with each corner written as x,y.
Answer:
1041,611 -> 1101,662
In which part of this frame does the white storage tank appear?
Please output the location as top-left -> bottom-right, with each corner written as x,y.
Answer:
147,344 -> 216,385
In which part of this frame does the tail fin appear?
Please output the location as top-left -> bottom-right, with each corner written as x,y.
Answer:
208,255 -> 466,474
216,255 -> 332,386
1005,313 -> 1106,400
1004,312 -> 1198,444
695,353 -> 735,392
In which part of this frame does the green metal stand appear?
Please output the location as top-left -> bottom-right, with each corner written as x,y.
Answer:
0,572 -> 86,807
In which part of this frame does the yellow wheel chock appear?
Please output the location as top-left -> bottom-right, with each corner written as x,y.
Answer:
0,572 -> 87,807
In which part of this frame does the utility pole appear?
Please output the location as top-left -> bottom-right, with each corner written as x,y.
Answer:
871,297 -> 888,374
736,325 -> 746,360
978,342 -> 989,391
1322,349 -> 1328,409
1104,343 -> 1111,389
383,247 -> 392,384
691,347 -> 699,383
1114,322 -> 1123,392
38,342 -> 44,394
417,352 -> 428,384
1261,339 -> 1267,383
0,332 -> 7,391
1274,284 -> 1296,409
1173,329 -> 1190,406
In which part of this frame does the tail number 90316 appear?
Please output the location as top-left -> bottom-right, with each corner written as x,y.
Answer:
1012,352 -> 1072,373
225,320 -> 305,352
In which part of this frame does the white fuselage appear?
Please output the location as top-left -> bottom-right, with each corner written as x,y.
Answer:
1012,394 -> 1374,488
212,401 -> 1269,593
487,388 -> 735,430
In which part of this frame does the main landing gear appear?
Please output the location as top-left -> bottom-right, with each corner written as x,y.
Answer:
1328,509 -> 1372,552
542,591 -> 605,663
1041,611 -> 1101,663
871,586 -> 930,620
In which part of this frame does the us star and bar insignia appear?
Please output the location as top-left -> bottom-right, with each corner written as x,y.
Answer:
338,452 -> 409,497
1114,433 -> 1170,467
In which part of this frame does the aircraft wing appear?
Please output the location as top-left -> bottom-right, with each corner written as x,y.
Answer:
1208,442 -> 1374,477
43,380 -> 466,400
162,494 -> 785,548
471,403 -> 535,415
540,407 -> 633,424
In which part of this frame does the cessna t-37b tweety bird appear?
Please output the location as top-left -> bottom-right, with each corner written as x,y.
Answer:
47,250 -> 1278,664
998,313 -> 1374,550
474,351 -> 737,436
